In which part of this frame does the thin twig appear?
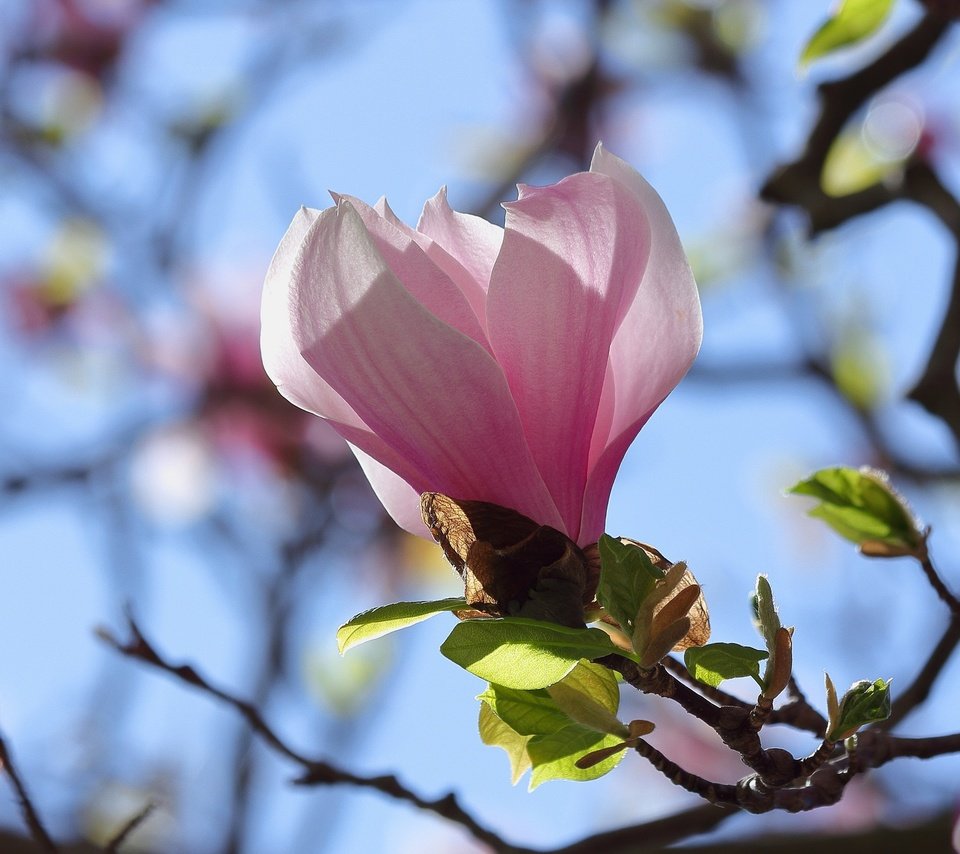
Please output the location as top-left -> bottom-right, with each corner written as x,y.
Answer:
901,164 -> 960,449
917,549 -> 960,614
762,13 -> 951,229
546,804 -> 735,854
630,740 -> 739,807
103,802 -> 156,854
97,615 -> 532,854
662,656 -> 749,708
0,730 -> 58,853
883,612 -> 960,728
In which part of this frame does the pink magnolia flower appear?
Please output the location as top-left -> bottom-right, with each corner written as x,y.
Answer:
261,143 -> 701,546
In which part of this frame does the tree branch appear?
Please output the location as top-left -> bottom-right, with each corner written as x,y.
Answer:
103,803 -> 155,854
883,611 -> 960,728
762,13 -> 952,229
917,546 -> 960,613
97,615 -> 533,854
546,804 -> 734,854
0,729 -> 58,853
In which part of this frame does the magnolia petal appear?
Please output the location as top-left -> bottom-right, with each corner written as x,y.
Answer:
578,408 -> 655,546
418,186 -> 503,298
262,209 -> 430,497
578,144 -> 703,541
349,443 -> 429,537
332,193 -> 489,351
487,172 -> 651,543
262,206 -> 370,429
376,195 -> 491,336
590,143 -> 703,439
291,201 -> 563,531
262,213 -> 431,499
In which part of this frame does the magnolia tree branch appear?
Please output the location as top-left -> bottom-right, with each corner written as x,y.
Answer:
884,611 -> 960,728
901,165 -> 960,448
97,615 -> 748,853
546,804 -> 734,854
661,656 -> 749,709
686,361 -> 960,485
661,657 -> 827,737
768,677 -> 828,737
601,620 -> 960,816
97,616 -> 534,854
102,803 -> 155,854
0,729 -> 58,853
761,12 -> 951,228
604,656 -> 809,784
917,547 -> 960,614
762,11 -> 960,450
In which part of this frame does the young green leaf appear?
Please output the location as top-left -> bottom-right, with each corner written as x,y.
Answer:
684,642 -> 769,689
827,678 -> 892,742
546,662 -> 628,738
337,598 -> 467,654
528,726 -> 625,788
440,618 -> 625,690
800,0 -> 896,67
479,661 -> 624,741
788,467 -> 923,556
752,576 -> 793,699
824,673 -> 840,732
596,535 -> 663,635
478,686 -> 570,736
555,660 -> 621,713
478,702 -> 532,785
753,575 -> 781,650
763,627 -> 794,701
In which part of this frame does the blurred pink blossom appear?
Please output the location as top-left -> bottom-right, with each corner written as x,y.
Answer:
262,144 -> 701,544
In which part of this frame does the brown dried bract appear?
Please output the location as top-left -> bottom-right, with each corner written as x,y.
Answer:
420,493 -> 592,627
583,537 -> 710,649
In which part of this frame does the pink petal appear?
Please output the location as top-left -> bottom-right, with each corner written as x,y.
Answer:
262,207 -> 428,493
350,443 -> 429,537
291,200 -> 563,531
417,187 -> 504,325
331,193 -> 489,351
578,144 -> 702,543
486,171 -> 652,543
375,194 -> 492,334
262,207 -> 363,427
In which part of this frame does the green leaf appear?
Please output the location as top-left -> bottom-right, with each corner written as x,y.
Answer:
800,0 -> 896,66
829,678 -> 892,741
830,328 -> 889,407
478,686 -> 570,736
547,662 -> 628,738
820,130 -> 891,197
528,726 -> 625,788
480,661 -> 625,740
478,702 -> 531,785
788,466 -> 923,555
753,575 -> 781,651
684,642 -> 769,689
556,661 -> 621,714
753,576 -> 792,697
825,672 -> 840,728
440,618 -> 626,689
597,535 -> 663,635
337,598 -> 467,654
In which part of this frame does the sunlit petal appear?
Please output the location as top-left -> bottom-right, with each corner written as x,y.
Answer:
578,143 -> 702,542
290,200 -> 562,529
334,193 -> 489,349
486,171 -> 651,542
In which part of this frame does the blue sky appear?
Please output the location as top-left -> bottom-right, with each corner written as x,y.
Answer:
2,0 -> 959,850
